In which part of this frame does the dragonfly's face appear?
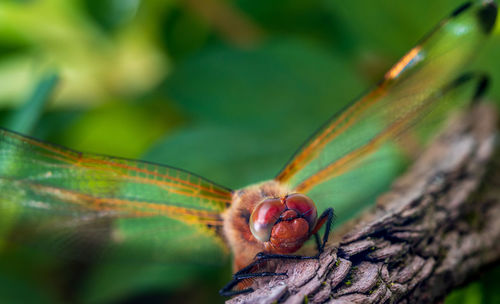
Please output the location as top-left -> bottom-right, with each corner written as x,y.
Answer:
249,193 -> 318,254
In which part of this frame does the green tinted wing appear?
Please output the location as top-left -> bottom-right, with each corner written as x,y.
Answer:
276,1 -> 496,194
0,128 -> 232,263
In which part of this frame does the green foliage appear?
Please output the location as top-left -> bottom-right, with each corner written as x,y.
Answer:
0,272 -> 56,304
445,264 -> 500,304
0,0 -> 499,303
3,71 -> 58,134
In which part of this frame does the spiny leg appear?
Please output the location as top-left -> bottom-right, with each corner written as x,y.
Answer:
314,207 -> 335,253
219,270 -> 286,297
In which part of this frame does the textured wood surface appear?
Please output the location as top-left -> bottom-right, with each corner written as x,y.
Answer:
228,104 -> 500,304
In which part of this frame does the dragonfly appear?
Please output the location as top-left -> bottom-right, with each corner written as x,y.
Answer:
0,0 -> 497,298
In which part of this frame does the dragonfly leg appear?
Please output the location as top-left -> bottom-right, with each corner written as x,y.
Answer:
219,262 -> 287,297
309,207 -> 335,254
314,233 -> 321,252
219,251 -> 314,297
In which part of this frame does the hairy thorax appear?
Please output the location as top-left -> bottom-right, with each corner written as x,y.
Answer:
221,180 -> 291,271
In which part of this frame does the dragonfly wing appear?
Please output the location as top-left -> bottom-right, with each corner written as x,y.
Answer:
276,1 -> 496,195
300,74 -> 483,223
0,128 -> 232,264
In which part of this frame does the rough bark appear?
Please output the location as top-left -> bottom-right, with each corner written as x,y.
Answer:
228,104 -> 500,304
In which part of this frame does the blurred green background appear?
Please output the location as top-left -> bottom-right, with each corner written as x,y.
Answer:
0,0 -> 499,303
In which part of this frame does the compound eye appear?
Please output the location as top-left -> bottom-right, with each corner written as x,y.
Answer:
285,193 -> 317,227
249,198 -> 285,242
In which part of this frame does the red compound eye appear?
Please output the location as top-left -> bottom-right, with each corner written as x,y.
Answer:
284,193 -> 317,227
249,198 -> 285,242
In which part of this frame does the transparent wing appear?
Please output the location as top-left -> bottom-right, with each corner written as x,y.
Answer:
0,128 -> 233,264
303,75 -> 481,222
276,1 -> 496,194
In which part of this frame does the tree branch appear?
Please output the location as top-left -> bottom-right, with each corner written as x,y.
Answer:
228,104 -> 500,304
